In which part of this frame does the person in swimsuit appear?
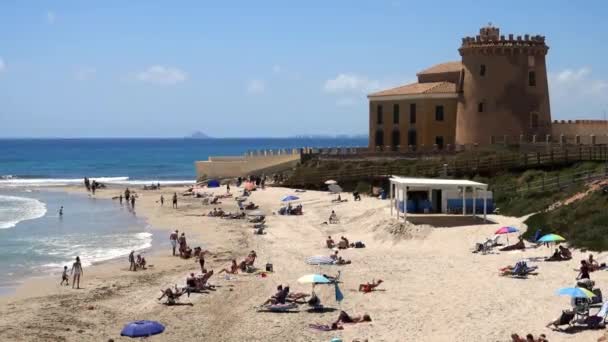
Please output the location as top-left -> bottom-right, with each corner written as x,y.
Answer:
334,310 -> 371,324
129,250 -> 136,271
170,230 -> 178,256
59,206 -> 63,217
60,266 -> 69,286
197,253 -> 205,273
218,259 -> 238,274
71,256 -> 83,289
577,260 -> 590,280
160,195 -> 164,206
172,192 -> 178,209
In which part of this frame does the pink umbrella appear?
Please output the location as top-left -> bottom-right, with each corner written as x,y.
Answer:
495,226 -> 519,244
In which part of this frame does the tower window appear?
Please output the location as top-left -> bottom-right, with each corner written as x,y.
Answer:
528,71 -> 536,86
393,104 -> 399,124
480,64 -> 486,76
478,102 -> 484,113
435,105 -> 444,121
409,103 -> 416,124
377,105 -> 383,124
528,56 -> 535,67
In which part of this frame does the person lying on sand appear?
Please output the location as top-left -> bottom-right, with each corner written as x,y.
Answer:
218,259 -> 238,274
326,236 -> 335,249
499,237 -> 525,251
158,286 -> 189,305
334,310 -> 371,324
358,279 -> 383,293
286,292 -> 309,302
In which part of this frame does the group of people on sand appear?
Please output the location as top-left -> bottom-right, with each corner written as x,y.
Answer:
83,177 -> 104,194
128,250 -> 147,271
60,256 -> 83,289
278,203 -> 303,215
511,333 -> 548,342
169,230 -> 196,258
326,235 -> 365,250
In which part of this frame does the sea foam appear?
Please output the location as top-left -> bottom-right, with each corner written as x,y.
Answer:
0,176 -> 194,187
0,195 -> 47,229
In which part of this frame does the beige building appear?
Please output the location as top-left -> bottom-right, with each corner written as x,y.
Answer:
368,25 -> 553,151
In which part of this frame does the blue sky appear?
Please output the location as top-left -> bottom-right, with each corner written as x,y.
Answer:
0,1 -> 607,137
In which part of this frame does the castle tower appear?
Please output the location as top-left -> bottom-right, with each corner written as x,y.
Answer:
455,25 -> 552,145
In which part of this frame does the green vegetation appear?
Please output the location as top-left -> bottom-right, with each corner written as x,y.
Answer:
524,192 -> 608,251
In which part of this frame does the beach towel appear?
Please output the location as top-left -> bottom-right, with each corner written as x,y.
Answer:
308,324 -> 335,331
258,303 -> 298,312
306,256 -> 336,265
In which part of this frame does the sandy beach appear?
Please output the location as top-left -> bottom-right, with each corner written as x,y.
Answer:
0,185 -> 605,342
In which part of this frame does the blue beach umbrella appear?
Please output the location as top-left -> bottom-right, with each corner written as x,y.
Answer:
556,287 -> 595,299
282,195 -> 299,202
298,274 -> 330,284
120,320 -> 165,338
537,234 -> 566,243
335,283 -> 344,302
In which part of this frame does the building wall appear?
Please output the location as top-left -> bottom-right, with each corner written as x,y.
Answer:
369,97 -> 457,151
552,120 -> 608,144
195,154 -> 300,180
455,33 -> 552,145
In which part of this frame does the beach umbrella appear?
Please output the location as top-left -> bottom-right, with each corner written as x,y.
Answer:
120,320 -> 165,338
328,184 -> 343,194
325,180 -> 337,185
538,234 -> 566,243
282,195 -> 299,202
335,283 -> 344,303
556,287 -> 596,299
298,274 -> 330,284
495,226 -> 519,244
247,209 -> 265,217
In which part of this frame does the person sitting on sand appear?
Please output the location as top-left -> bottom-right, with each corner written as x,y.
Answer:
559,245 -> 572,259
185,273 -> 197,293
328,210 -> 338,224
158,286 -> 189,305
136,254 -> 146,270
330,250 -> 339,261
358,279 -> 383,293
338,236 -> 350,249
239,250 -> 257,271
326,236 -> 335,249
545,248 -> 563,261
218,259 -> 238,274
262,285 -> 288,306
353,191 -> 361,201
577,260 -> 591,280
334,310 -> 371,324
588,254 -> 600,271
182,246 -> 193,259
195,270 -> 215,290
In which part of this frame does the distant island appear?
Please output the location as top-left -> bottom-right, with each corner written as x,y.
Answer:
187,131 -> 212,139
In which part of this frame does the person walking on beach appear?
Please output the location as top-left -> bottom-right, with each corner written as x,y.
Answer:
170,230 -> 178,256
91,181 -> 96,195
130,195 -> 136,209
129,250 -> 136,271
160,195 -> 164,206
178,233 -> 187,257
125,188 -> 131,202
226,183 -> 230,193
118,194 -> 123,205
71,256 -> 83,289
172,192 -> 178,209
198,253 -> 205,273
60,266 -> 69,286
59,206 -> 63,217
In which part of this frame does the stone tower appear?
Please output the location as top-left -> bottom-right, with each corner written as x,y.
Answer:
455,25 -> 552,145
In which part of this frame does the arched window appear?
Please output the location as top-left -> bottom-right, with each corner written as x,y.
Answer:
375,129 -> 384,148
391,129 -> 400,150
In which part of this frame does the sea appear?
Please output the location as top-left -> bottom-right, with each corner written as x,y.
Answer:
0,137 -> 365,292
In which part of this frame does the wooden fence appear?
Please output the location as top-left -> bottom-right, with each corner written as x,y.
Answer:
285,145 -> 608,186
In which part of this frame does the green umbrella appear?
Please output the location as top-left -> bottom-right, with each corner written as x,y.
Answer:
537,234 -> 566,243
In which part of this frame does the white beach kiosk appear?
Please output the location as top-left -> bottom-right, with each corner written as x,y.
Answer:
389,176 -> 491,222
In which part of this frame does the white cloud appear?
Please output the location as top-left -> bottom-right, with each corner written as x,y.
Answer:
272,65 -> 282,73
136,65 -> 188,85
247,79 -> 265,94
74,66 -> 96,81
549,66 -> 608,118
323,73 -> 381,94
46,11 -> 56,24
0,57 -> 5,73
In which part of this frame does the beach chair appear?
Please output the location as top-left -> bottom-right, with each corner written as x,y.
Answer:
581,301 -> 608,328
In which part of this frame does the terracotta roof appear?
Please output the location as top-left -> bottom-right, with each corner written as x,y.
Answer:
416,61 -> 462,75
368,81 -> 456,97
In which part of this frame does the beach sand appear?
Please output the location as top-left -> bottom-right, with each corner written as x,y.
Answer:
0,185 -> 605,341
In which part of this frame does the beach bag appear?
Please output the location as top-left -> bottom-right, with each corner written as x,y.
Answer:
354,241 -> 365,248
266,262 -> 273,272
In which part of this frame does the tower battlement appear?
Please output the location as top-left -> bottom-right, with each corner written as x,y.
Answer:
459,25 -> 548,56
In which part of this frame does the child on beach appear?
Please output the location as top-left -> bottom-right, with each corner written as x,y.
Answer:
60,266 -> 69,286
